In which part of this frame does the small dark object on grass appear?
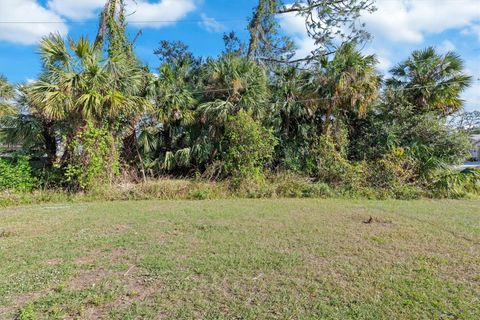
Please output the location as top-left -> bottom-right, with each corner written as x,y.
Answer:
0,229 -> 14,238
363,216 -> 373,224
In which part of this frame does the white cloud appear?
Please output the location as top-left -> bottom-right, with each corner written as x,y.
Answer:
0,0 -> 197,45
363,0 -> 480,43
439,40 -> 456,53
199,14 -> 225,33
47,0 -> 196,26
47,0 -> 105,20
0,0 -> 68,45
125,0 -> 196,28
461,24 -> 480,42
462,59 -> 480,111
278,10 -> 316,59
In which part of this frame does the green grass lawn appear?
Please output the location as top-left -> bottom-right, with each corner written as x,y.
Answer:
0,199 -> 479,319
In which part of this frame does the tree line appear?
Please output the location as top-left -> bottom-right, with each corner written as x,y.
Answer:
0,0 -> 478,198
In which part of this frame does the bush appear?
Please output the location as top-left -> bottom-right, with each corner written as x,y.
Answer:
0,156 -> 35,192
313,134 -> 366,190
65,124 -> 119,190
430,168 -> 480,198
223,110 -> 277,190
367,148 -> 417,192
267,171 -> 334,198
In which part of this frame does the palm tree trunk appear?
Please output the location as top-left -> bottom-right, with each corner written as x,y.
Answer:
121,131 -> 137,164
163,122 -> 172,151
41,121 -> 57,168
281,109 -> 290,137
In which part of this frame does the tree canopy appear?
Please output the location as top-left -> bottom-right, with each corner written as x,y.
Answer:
0,0 -> 477,198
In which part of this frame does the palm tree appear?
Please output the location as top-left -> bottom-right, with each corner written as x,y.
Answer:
388,47 -> 472,116
194,57 -> 270,165
153,61 -> 196,151
198,57 -> 269,124
0,75 -> 15,117
312,43 -> 380,134
29,35 -> 148,128
271,66 -> 317,138
12,34 -> 149,167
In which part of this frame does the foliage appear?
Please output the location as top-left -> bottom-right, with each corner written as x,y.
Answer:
65,124 -> 119,190
247,0 -> 376,62
198,56 -> 269,123
387,47 -> 472,116
223,111 -> 277,189
0,0 -> 476,199
154,40 -> 197,65
0,156 -> 35,192
312,42 -> 380,134
351,102 -> 471,165
0,74 -> 15,117
247,0 -> 295,62
222,32 -> 246,58
366,148 -> 417,196
313,133 -> 363,189
266,171 -> 334,198
431,168 -> 480,198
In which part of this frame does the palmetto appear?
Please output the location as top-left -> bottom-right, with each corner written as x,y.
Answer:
198,57 -> 269,124
3,34 -> 149,167
388,47 -> 472,115
0,75 -> 15,117
312,43 -> 380,134
29,34 -> 148,127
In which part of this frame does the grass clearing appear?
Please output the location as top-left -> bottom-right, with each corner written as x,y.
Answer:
0,199 -> 479,319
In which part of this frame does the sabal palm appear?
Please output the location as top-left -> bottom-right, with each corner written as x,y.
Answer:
29,34 -> 148,128
198,57 -> 269,124
388,47 -> 471,115
313,43 -> 380,134
271,66 -> 318,138
1,85 -> 58,163
152,61 -> 196,149
14,34 -> 149,166
0,75 -> 15,117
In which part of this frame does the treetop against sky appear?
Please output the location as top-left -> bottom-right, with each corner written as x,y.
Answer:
0,0 -> 479,110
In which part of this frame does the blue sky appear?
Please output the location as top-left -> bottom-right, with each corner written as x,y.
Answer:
0,0 -> 479,110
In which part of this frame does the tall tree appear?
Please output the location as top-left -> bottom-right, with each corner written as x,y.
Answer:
95,0 -> 131,56
388,47 -> 472,116
196,57 -> 270,165
152,61 -> 196,152
198,57 -> 269,124
21,34 -> 148,167
94,0 -> 151,166
248,0 -> 375,63
312,43 -> 380,134
247,0 -> 294,62
222,32 -> 246,58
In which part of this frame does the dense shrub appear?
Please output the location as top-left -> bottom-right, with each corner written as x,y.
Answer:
267,171 -> 334,198
430,168 -> 480,198
313,134 -> 366,190
65,124 -> 119,190
350,105 -> 471,166
223,110 -> 277,189
0,156 -> 35,192
367,148 -> 417,192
